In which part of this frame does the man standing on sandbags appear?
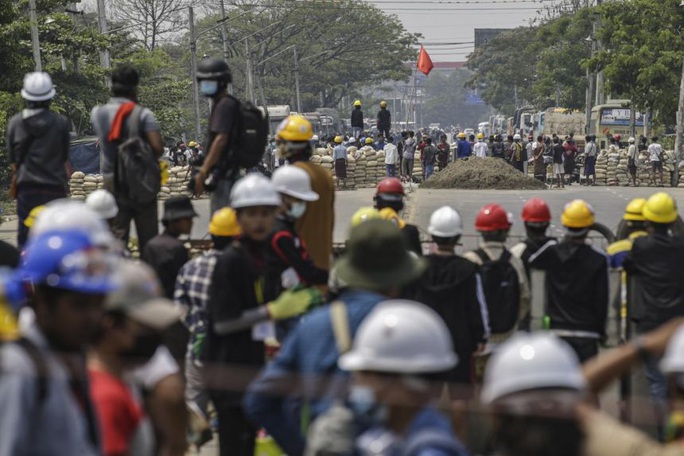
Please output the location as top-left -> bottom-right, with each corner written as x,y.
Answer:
376,100 -> 391,140
351,100 -> 364,139
7,72 -> 70,247
91,65 -> 164,251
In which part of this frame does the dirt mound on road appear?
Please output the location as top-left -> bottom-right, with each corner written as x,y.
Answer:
421,157 -> 547,190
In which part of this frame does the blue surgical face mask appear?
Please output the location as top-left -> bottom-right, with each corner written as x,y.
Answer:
348,385 -> 388,426
287,201 -> 307,219
199,80 -> 219,97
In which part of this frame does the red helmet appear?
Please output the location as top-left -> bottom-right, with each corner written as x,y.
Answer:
475,204 -> 511,232
376,177 -> 405,196
614,134 -> 622,141
521,198 -> 551,223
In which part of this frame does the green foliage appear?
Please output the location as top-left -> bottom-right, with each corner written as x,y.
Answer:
589,0 -> 684,126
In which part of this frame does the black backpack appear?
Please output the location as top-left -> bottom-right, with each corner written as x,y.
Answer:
228,95 -> 269,169
475,249 -> 521,333
114,106 -> 161,203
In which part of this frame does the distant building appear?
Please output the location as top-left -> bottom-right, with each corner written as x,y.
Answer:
474,29 -> 510,49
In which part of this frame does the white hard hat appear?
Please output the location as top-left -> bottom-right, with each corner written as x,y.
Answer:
85,189 -> 119,220
481,332 -> 585,404
312,135 -> 319,141
661,325 -> 684,374
271,166 -> 319,202
513,134 -> 521,140
628,137 -> 636,143
338,300 -> 458,374
229,174 -> 281,209
427,206 -> 463,237
30,199 -> 114,247
21,72 -> 56,101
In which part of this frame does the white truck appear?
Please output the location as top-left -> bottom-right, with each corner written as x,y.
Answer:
266,105 -> 291,137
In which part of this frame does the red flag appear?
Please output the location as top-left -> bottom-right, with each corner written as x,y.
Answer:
417,46 -> 434,75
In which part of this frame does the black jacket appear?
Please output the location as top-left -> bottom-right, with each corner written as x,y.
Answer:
141,231 -> 188,299
351,108 -> 364,128
402,223 -> 423,256
376,109 -> 391,128
529,240 -> 610,336
265,217 -> 329,302
412,255 -> 488,383
205,239 -> 268,398
624,233 -> 684,331
517,236 -> 556,277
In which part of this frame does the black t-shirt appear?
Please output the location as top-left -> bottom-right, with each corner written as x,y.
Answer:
208,94 -> 238,158
0,240 -> 19,268
553,144 -> 565,164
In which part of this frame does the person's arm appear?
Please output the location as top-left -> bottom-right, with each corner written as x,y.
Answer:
0,348 -> 36,455
194,133 -> 229,195
145,373 -> 188,456
272,232 -> 329,285
582,318 -> 684,395
145,130 -> 164,158
243,331 -> 307,456
468,272 -> 490,351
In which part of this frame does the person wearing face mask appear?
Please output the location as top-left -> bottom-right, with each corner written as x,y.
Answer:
305,300 -> 468,456
204,174 -> 321,456
193,58 -> 239,213
88,260 -> 182,456
266,166 -> 329,341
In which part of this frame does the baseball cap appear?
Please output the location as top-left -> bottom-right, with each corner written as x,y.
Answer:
105,260 -> 180,330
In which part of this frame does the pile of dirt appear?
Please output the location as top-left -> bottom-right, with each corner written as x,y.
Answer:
421,157 -> 547,190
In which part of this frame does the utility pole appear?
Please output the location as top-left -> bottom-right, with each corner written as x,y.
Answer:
594,0 -> 605,105
294,47 -> 302,113
29,0 -> 42,71
245,40 -> 255,103
189,7 -> 201,140
96,0 -> 110,70
673,3 -> 684,185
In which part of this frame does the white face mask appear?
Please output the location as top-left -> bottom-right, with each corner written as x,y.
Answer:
287,201 -> 307,219
199,80 -> 218,97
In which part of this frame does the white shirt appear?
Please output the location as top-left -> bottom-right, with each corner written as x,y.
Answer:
474,141 -> 488,158
648,143 -> 663,162
384,143 -> 398,165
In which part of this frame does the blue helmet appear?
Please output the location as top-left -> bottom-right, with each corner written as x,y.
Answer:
19,229 -> 119,295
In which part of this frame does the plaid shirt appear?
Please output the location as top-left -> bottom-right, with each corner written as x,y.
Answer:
174,249 -> 219,363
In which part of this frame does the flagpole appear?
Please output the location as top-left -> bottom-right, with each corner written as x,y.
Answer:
412,53 -> 418,128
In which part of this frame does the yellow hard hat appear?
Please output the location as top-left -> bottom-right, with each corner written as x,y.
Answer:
477,133 -> 484,139
188,141 -> 198,148
643,192 -> 678,224
334,136 -> 343,144
380,100 -> 387,108
276,115 -> 313,142
378,207 -> 406,229
623,198 -> 647,222
209,208 -> 241,237
351,207 -> 380,228
24,205 -> 46,228
458,132 -> 466,139
354,100 -> 361,107
365,137 -> 374,144
561,199 -> 595,228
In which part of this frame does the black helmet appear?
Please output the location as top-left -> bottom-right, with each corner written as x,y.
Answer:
196,57 -> 232,82
590,134 -> 596,141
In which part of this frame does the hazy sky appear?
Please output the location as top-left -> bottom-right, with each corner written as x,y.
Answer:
368,0 -> 564,62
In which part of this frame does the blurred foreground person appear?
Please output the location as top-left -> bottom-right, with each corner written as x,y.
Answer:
0,230 -> 119,455
306,300 -> 468,455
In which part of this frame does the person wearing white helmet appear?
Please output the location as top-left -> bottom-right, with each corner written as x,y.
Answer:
7,72 -> 70,247
85,189 -> 119,222
306,300 -> 467,455
265,166 -> 328,339
30,199 -> 115,248
627,136 -> 639,186
410,206 -> 489,392
205,173 -> 320,456
510,133 -> 525,173
482,332 -> 587,456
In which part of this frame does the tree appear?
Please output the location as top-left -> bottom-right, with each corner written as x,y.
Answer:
191,0 -> 418,111
589,0 -> 684,126
110,0 -> 191,50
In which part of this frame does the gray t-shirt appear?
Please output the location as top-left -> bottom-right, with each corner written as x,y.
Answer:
90,98 -> 160,177
0,324 -> 100,455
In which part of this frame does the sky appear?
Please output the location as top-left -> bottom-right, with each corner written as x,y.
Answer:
367,0 -> 566,62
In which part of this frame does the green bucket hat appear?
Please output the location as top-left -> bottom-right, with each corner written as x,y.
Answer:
336,219 -> 426,291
